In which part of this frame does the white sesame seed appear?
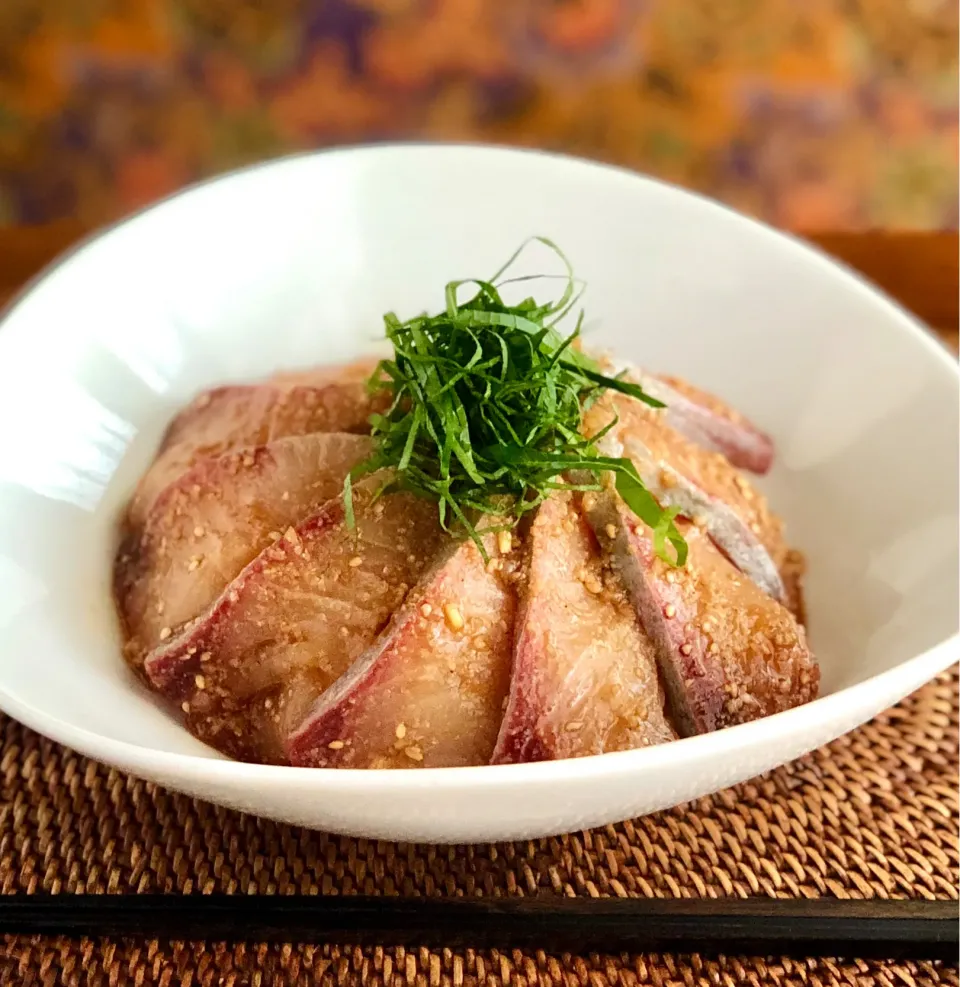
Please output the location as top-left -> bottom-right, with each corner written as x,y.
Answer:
443,603 -> 464,631
582,574 -> 602,595
664,605 -> 676,619
348,556 -> 363,568
404,745 -> 423,762
328,740 -> 345,750
194,674 -> 206,690
395,723 -> 407,740
159,626 -> 172,641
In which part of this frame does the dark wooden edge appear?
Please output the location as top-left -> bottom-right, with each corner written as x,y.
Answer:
0,896 -> 956,961
812,233 -> 958,331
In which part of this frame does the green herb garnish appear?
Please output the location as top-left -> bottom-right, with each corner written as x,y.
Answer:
346,238 -> 687,566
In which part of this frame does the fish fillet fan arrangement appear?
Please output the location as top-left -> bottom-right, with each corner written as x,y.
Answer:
114,246 -> 819,769
114,360 -> 818,768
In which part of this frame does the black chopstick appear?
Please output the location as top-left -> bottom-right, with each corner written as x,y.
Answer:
0,895 -> 955,960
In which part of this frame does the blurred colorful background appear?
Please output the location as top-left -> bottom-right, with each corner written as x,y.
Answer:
0,0 -> 957,232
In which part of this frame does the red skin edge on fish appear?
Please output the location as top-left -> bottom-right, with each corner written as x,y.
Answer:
158,386 -> 264,453
284,607 -> 415,768
489,618 -> 554,765
143,498 -> 346,698
118,443 -> 281,598
615,516 -> 724,736
663,395 -> 774,475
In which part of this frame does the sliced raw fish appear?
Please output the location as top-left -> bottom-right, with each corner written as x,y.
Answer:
126,369 -> 386,527
128,385 -> 274,530
584,492 -> 818,737
287,526 -> 517,769
266,379 -> 382,447
116,432 -> 372,668
645,374 -> 774,474
597,357 -> 774,474
492,493 -> 676,764
143,483 -> 444,763
584,393 -> 786,601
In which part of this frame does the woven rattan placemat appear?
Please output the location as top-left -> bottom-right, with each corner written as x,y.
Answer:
1,668 -> 957,986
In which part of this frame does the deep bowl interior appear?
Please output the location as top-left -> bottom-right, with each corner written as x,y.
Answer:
0,146 -> 955,840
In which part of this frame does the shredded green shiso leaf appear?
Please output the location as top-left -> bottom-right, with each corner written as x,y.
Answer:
345,237 -> 688,566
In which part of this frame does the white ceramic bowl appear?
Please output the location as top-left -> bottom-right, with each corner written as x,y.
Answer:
0,145 -> 956,843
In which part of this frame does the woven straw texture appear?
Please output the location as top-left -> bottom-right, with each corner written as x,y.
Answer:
1,667 -> 957,986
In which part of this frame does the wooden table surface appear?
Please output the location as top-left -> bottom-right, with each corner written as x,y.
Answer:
0,224 -> 956,351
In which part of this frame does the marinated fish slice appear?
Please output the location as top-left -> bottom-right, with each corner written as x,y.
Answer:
492,493 -> 676,764
128,385 -> 275,529
126,373 -> 385,528
584,393 -> 786,601
159,359 -> 374,452
597,357 -> 774,474
143,485 -> 444,763
267,357 -> 387,438
267,382 -> 384,445
584,492 -> 818,737
187,690 -> 288,765
645,374 -> 774,475
287,527 -> 517,769
116,432 -> 372,667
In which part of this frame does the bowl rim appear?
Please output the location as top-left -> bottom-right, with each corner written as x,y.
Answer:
0,142 -> 957,790
2,141 -> 957,369
0,638 -> 955,792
